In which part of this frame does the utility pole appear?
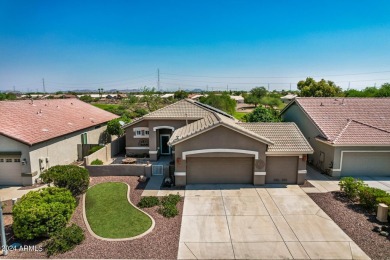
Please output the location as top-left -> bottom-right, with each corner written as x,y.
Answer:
267,83 -> 270,91
0,201 -> 8,256
227,84 -> 229,91
42,78 -> 46,94
157,69 -> 160,91
289,83 -> 292,91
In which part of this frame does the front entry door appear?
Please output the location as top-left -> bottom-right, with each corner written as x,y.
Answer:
160,134 -> 171,155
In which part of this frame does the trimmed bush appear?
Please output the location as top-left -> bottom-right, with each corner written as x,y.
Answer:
12,187 -> 76,240
358,186 -> 389,211
339,177 -> 365,200
45,224 -> 85,256
91,159 -> 103,165
158,203 -> 179,218
137,196 -> 160,208
40,165 -> 90,196
161,194 -> 181,206
377,196 -> 390,206
88,145 -> 103,155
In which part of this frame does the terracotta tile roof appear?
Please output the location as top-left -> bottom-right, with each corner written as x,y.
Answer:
284,98 -> 390,145
0,99 -> 118,145
238,123 -> 314,153
168,112 -> 274,146
332,120 -> 390,145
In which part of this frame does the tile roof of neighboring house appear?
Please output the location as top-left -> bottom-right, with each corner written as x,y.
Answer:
282,97 -> 390,145
0,99 -> 118,146
280,94 -> 297,100
168,113 -> 274,146
331,120 -> 390,145
238,123 -> 314,153
144,99 -> 213,119
123,99 -> 216,128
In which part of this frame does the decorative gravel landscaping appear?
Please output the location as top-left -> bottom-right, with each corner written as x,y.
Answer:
85,182 -> 153,239
308,191 -> 390,260
1,176 -> 183,259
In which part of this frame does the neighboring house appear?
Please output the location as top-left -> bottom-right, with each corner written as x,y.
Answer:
124,99 -> 313,185
188,94 -> 204,101
161,93 -> 174,99
281,98 -> 390,177
0,99 -> 118,186
281,93 -> 298,104
230,95 -> 245,103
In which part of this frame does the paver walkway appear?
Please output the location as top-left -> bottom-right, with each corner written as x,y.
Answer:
141,175 -> 185,197
305,166 -> 390,193
178,184 -> 370,260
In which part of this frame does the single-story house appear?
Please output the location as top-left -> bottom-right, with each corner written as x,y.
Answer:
0,99 -> 118,186
230,95 -> 245,103
281,97 -> 390,177
280,93 -> 298,104
161,93 -> 174,99
123,99 -> 313,185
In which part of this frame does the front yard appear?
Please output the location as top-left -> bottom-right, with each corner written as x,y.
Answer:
85,182 -> 153,239
2,176 -> 183,259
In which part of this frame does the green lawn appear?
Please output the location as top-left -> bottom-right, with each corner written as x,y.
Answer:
92,103 -> 121,110
85,182 -> 152,238
233,111 -> 248,121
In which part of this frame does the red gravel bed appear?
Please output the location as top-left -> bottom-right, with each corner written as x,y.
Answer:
2,176 -> 183,259
308,191 -> 390,260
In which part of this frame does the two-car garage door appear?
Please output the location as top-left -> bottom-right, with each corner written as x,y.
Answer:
0,157 -> 22,186
187,157 -> 253,184
342,152 -> 390,176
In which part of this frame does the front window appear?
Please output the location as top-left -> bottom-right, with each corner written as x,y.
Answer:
134,127 -> 149,138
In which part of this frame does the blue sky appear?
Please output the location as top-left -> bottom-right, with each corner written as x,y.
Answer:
1,0 -> 390,92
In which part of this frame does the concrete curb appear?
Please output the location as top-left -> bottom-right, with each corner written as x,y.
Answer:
82,181 -> 155,241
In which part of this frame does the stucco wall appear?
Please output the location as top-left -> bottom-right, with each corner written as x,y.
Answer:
282,103 -> 324,166
125,119 -> 194,158
86,164 -> 151,177
28,125 -> 107,184
1,125 -> 107,185
174,125 -> 268,174
315,140 -> 335,172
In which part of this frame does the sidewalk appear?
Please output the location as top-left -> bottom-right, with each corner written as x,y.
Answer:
304,165 -> 390,193
0,184 -> 48,201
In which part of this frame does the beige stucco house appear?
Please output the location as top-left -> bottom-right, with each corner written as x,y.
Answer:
281,97 -> 390,177
0,99 -> 118,186
124,99 -> 313,185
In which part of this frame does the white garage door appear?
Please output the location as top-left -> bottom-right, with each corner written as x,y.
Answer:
342,152 -> 390,176
0,158 -> 22,185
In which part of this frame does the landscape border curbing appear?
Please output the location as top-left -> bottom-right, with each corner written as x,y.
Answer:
82,181 -> 156,241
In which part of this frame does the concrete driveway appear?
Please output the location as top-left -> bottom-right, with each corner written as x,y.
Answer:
178,184 -> 370,260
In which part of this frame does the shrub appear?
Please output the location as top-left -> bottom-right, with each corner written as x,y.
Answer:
137,196 -> 160,208
377,196 -> 390,207
161,194 -> 181,206
158,203 -> 179,218
40,165 -> 90,196
12,188 -> 76,240
45,224 -> 85,256
91,159 -> 103,165
339,177 -> 365,200
88,145 -> 103,155
358,186 -> 389,211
